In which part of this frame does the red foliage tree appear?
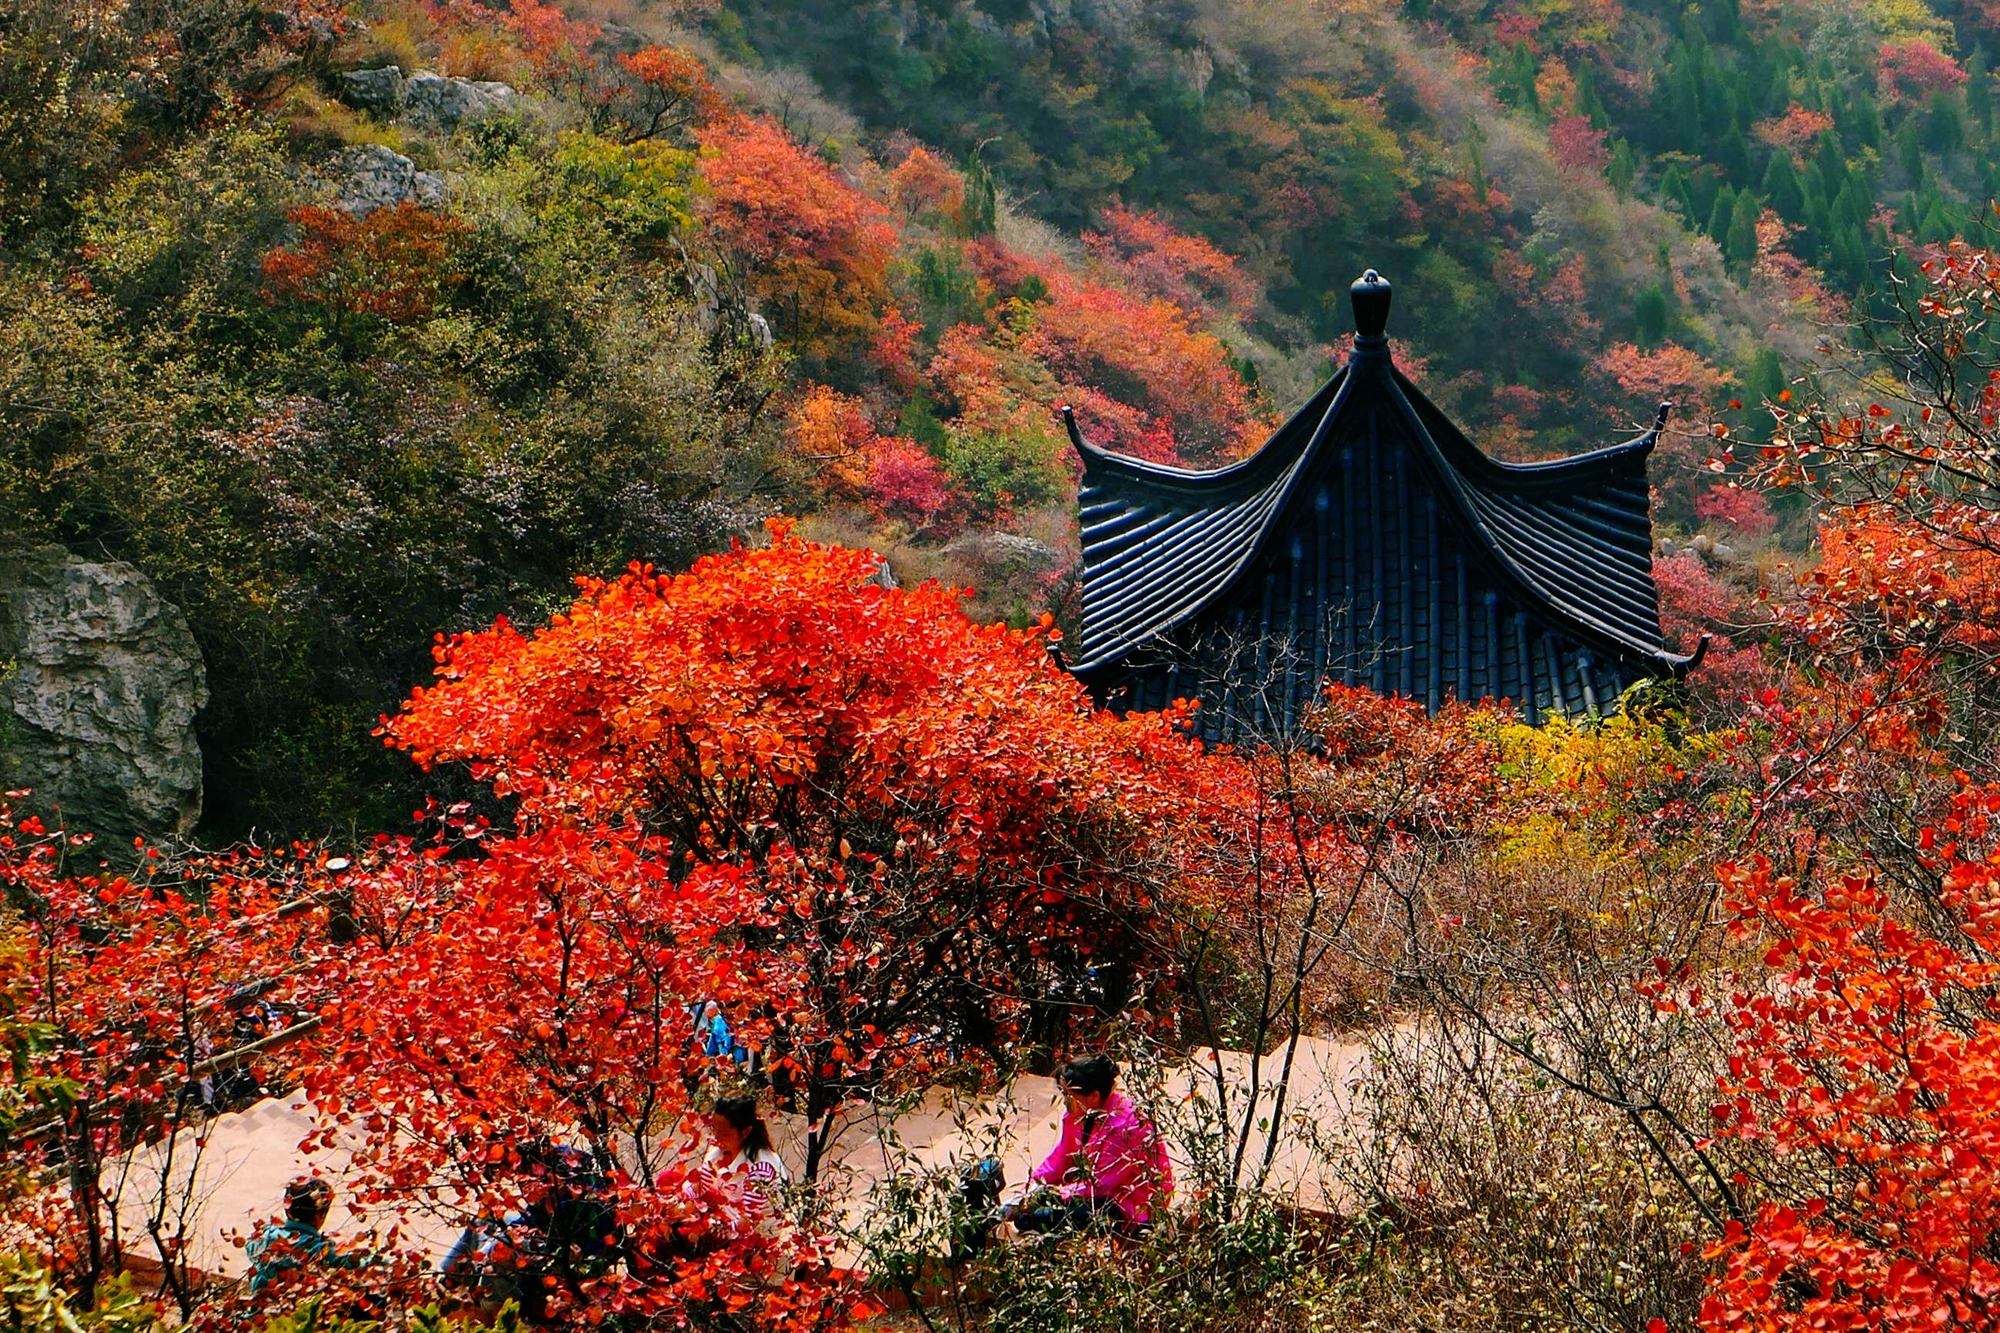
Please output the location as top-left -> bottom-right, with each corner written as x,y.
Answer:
1653,552 -> 1772,706
1755,105 -> 1836,154
1695,228 -> 2000,1330
1877,40 -> 1968,103
499,0 -> 599,82
1694,484 -> 1777,542
1082,204 -> 1261,321
1703,826 -> 2000,1331
1021,265 -> 1260,461
1548,114 -> 1610,179
260,203 -> 467,328
784,384 -> 878,494
1597,342 -> 1735,411
697,117 -> 896,355
292,821 -> 867,1329
380,523 -> 1215,1177
865,438 -> 953,527
0,803 -> 326,1314
611,43 -> 722,141
886,146 -> 965,228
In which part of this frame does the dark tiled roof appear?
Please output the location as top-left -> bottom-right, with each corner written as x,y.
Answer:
1067,270 -> 1701,728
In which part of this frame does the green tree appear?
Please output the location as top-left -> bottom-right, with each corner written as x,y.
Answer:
1896,115 -> 1925,185
1926,91 -> 1966,156
1607,139 -> 1637,198
1725,189 -> 1762,273
1745,344 -> 1784,405
1761,150 -> 1804,217
1635,282 -> 1670,347
962,153 -> 997,237
1969,52 -> 1994,131
1658,162 -> 1695,219
1707,183 -> 1738,244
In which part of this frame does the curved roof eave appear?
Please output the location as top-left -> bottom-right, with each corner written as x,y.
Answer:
1398,373 -> 1673,491
1380,375 -> 1699,675
1068,369 -> 1349,493
1068,368 -> 1364,675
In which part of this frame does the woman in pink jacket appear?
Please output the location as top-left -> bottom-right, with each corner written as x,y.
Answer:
1012,1053 -> 1172,1234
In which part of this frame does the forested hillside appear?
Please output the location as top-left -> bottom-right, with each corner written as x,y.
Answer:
4,0 -> 1989,838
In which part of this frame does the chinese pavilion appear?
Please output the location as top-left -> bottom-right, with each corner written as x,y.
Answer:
1066,269 -> 1703,741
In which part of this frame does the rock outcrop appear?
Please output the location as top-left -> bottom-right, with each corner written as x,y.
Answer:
334,65 -> 522,132
331,144 -> 446,214
336,65 -> 406,117
0,548 -> 207,841
402,70 -> 521,130
944,531 -> 1063,576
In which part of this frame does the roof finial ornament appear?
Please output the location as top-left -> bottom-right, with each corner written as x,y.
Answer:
1059,403 -> 1090,455
1350,268 -> 1392,340
1652,400 -> 1674,432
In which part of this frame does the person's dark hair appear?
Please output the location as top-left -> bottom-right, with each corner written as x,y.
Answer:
1059,1053 -> 1117,1099
713,1093 -> 774,1157
284,1176 -> 333,1225
517,1135 -> 567,1175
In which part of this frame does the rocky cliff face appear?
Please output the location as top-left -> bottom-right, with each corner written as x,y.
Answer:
0,548 -> 207,841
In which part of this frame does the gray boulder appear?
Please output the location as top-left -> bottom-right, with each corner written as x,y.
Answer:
337,64 -> 406,116
332,144 -> 445,214
0,547 -> 207,842
402,70 -> 520,131
945,532 -> 1063,574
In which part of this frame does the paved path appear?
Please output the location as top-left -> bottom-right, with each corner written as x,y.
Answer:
105,1033 -> 1383,1284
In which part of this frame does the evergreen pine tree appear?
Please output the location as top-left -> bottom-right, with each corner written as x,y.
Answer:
1831,181 -> 1865,236
1896,115 -> 1925,184
1922,201 -> 1951,243
1849,93 -> 1882,150
1761,151 -> 1804,217
1814,132 -> 1849,194
1968,53 -> 1994,131
1707,184 -> 1738,244
962,153 -> 997,237
1669,55 -> 1704,144
1727,190 -> 1762,272
1500,44 -> 1540,112
1798,169 -> 1829,253
1747,345 -> 1784,405
1575,65 -> 1610,128
1718,124 -> 1752,178
1927,91 -> 1967,155
1659,162 -> 1694,219
1688,167 -> 1723,226
1608,139 -> 1637,197
1635,282 -> 1670,346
